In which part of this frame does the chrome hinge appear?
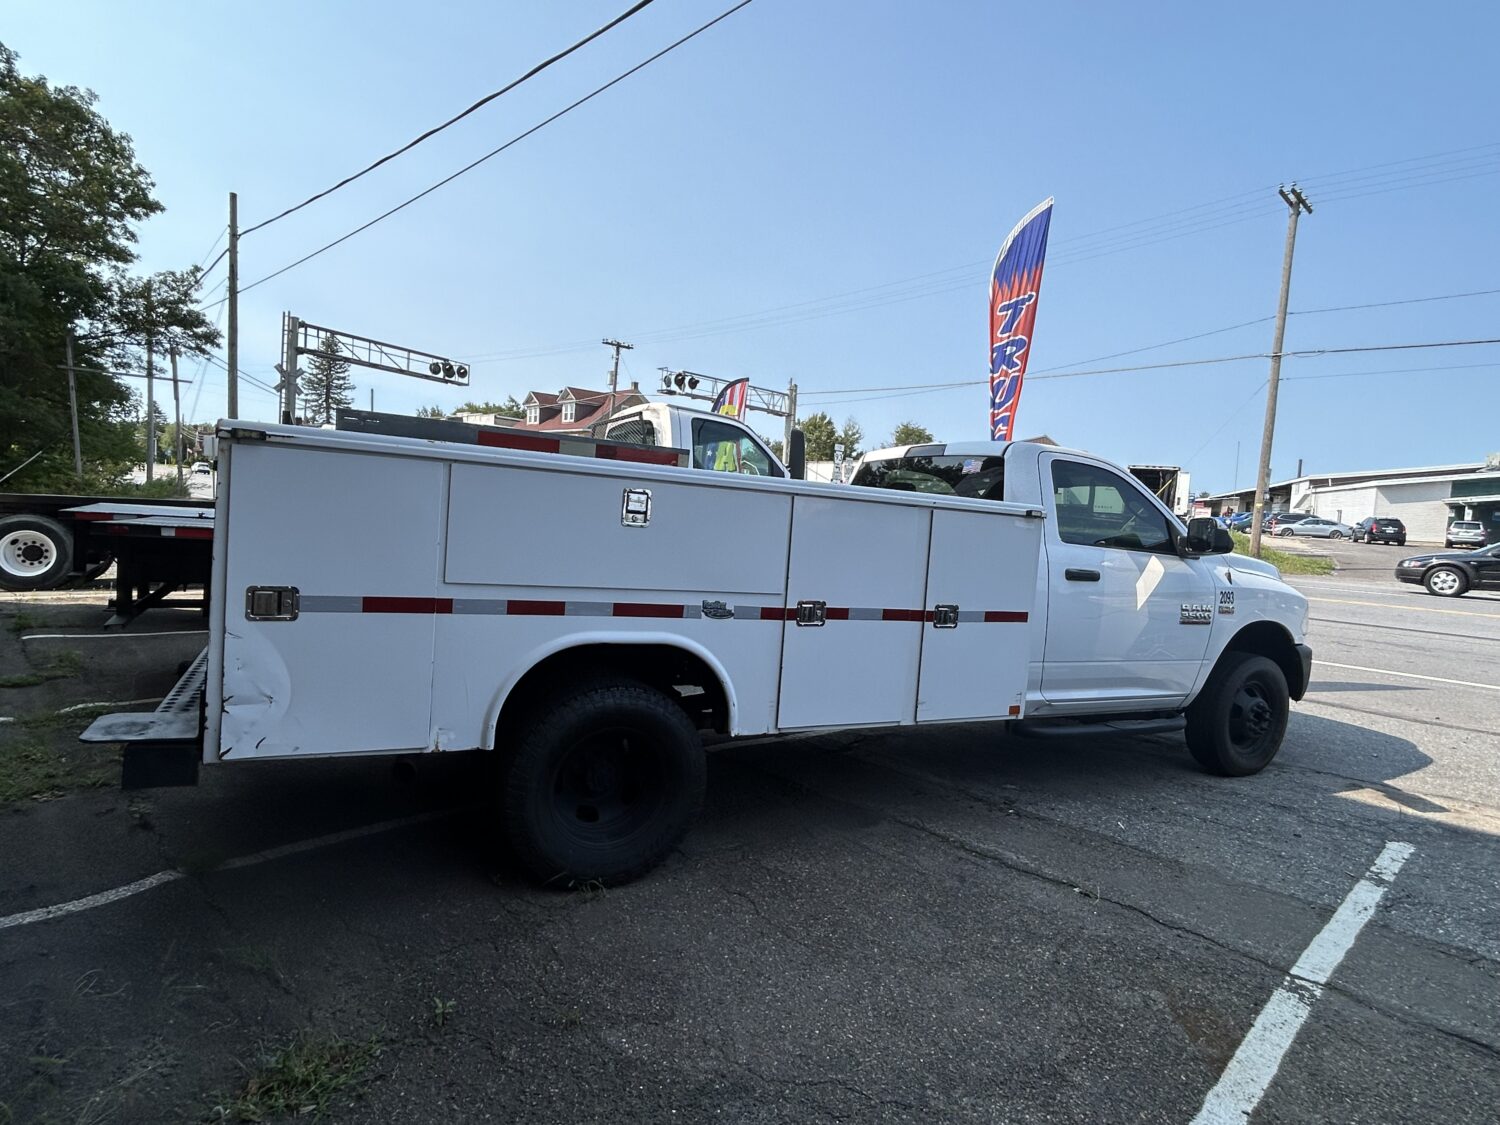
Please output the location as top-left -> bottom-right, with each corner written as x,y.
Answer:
245,586 -> 299,621
795,600 -> 827,626
932,603 -> 959,628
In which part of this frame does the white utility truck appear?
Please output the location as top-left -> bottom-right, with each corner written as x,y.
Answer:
601,400 -> 798,478
84,420 -> 1311,886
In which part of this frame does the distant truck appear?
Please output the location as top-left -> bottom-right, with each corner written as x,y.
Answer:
1129,465 -> 1191,517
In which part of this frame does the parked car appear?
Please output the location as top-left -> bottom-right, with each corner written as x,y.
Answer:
1445,520 -> 1487,549
1226,512 -> 1255,531
1396,543 -> 1500,597
1264,511 -> 1315,533
1352,517 -> 1407,546
1277,516 -> 1353,539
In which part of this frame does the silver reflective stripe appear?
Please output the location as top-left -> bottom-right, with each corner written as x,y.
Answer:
298,595 -> 362,613
452,599 -> 510,615
845,607 -> 881,621
566,601 -> 612,616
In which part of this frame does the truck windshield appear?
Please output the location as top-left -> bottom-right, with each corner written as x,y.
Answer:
850,455 -> 1005,500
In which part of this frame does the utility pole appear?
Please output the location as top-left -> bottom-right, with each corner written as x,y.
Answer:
602,338 -> 633,416
1249,184 -> 1312,557
144,280 -> 156,481
280,312 -> 301,424
784,379 -> 798,456
227,192 -> 239,418
170,341 -> 183,484
64,330 -> 83,482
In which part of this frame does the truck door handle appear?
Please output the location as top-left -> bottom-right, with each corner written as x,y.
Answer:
1065,568 -> 1101,582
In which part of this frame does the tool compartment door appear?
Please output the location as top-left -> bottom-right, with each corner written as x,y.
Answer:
776,495 -> 930,730
218,442 -> 443,758
916,508 -> 1040,722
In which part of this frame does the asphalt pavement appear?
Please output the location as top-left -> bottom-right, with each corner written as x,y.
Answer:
0,549 -> 1495,1124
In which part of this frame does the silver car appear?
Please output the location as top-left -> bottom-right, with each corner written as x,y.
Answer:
1446,520 -> 1487,549
1276,516 -> 1353,540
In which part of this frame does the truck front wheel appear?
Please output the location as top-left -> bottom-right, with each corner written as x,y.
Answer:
1184,652 -> 1289,776
500,679 -> 706,886
0,515 -> 74,591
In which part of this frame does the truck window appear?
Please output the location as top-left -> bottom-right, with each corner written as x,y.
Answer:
606,416 -> 657,446
849,455 -> 1005,500
691,418 -> 781,477
1051,460 -> 1173,553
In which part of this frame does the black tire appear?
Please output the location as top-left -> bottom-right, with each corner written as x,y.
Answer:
499,679 -> 705,887
1329,531 -> 1344,540
1423,566 -> 1467,598
0,514 -> 74,591
1396,538 -> 1406,547
1185,652 -> 1290,776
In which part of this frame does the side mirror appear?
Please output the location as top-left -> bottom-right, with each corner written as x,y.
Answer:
1184,516 -> 1230,555
787,429 -> 806,480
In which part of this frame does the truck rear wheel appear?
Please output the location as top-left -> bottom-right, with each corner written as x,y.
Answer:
1184,652 -> 1289,776
0,515 -> 73,591
499,679 -> 705,886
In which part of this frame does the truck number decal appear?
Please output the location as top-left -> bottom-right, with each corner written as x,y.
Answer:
1218,589 -> 1235,616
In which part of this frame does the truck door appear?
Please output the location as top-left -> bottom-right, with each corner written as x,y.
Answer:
916,508 -> 1041,722
1039,455 -> 1214,707
776,494 -> 927,729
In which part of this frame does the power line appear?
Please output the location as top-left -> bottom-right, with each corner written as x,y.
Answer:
215,0 -> 755,304
239,0 -> 659,238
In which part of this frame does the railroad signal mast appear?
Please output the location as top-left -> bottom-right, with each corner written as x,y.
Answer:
275,312 -> 471,423
657,368 -> 799,453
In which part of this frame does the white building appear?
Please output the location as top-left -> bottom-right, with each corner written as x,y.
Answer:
1207,457 -> 1500,545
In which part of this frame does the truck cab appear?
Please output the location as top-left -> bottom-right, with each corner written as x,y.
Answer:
603,402 -> 798,479
851,440 -> 1310,722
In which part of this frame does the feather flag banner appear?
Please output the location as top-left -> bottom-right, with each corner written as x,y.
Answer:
988,198 -> 1053,441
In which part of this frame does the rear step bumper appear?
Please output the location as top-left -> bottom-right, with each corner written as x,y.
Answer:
81,648 -> 206,787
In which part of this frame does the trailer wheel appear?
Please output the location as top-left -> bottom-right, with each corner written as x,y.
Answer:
0,515 -> 74,591
500,679 -> 706,887
1184,652 -> 1289,776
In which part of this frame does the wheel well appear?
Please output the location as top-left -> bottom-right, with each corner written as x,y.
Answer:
1222,622 -> 1306,700
497,643 -> 730,742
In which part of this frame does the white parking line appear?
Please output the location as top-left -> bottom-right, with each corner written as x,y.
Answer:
1314,660 -> 1500,693
0,810 -> 449,932
1190,841 -> 1415,1125
1307,596 -> 1499,620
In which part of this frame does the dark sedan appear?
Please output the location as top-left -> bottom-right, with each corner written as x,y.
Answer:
1396,544 -> 1500,597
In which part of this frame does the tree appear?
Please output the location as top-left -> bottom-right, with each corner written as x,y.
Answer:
0,43 -> 214,489
414,404 -> 448,419
458,396 -> 523,417
889,421 -> 933,446
300,333 -> 353,425
799,413 -> 836,460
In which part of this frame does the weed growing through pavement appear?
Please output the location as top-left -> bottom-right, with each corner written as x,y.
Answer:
430,997 -> 457,1027
210,1032 -> 380,1122
0,649 -> 83,688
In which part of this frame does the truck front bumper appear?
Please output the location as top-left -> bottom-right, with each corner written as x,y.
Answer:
1293,643 -> 1312,701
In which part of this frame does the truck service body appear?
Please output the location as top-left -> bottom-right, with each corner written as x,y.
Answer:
84,415 -> 1311,885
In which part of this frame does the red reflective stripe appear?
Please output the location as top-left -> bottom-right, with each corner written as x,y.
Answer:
613,602 -> 684,618
507,599 -> 565,616
476,431 -> 560,453
983,611 -> 1029,623
825,606 -> 850,620
71,512 -> 114,521
106,524 -> 130,536
362,596 -> 452,614
882,608 -> 924,622
595,445 -> 681,466
759,606 -> 790,621
173,526 -> 213,539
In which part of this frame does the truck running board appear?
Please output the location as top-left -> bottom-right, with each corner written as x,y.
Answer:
1012,715 -> 1186,739
80,647 -> 206,788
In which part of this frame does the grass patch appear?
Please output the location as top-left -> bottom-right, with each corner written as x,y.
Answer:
212,1033 -> 380,1122
7,612 -> 42,635
0,650 -> 83,689
0,735 -> 118,803
1230,532 -> 1335,576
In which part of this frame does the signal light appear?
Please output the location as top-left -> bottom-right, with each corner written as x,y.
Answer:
429,361 -> 443,376
673,373 -> 686,390
687,376 -> 699,390
455,364 -> 468,380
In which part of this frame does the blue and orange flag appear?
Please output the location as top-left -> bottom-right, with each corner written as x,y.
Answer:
988,198 -> 1053,441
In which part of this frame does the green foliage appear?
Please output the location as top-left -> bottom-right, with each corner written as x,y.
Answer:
1229,531 -> 1334,575
0,43 -> 218,491
212,1033 -> 380,1121
300,334 -> 354,425
889,421 -> 934,446
457,396 -> 523,417
414,404 -> 448,419
798,412 -> 863,462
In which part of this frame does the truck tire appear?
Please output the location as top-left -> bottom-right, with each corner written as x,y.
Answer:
499,679 -> 706,887
0,515 -> 74,591
1184,652 -> 1289,776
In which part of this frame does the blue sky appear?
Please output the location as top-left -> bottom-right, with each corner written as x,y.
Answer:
7,0 -> 1498,490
